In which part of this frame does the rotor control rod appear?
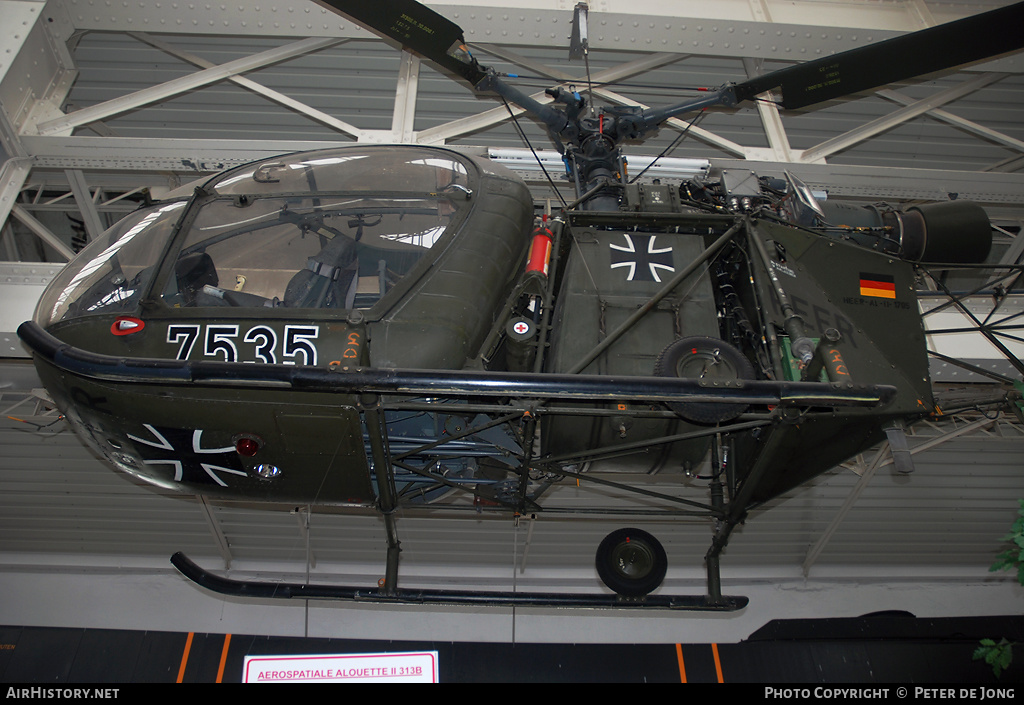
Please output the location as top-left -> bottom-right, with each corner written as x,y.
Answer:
747,222 -> 815,366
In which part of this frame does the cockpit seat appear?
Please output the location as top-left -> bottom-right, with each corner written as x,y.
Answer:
284,234 -> 359,308
174,252 -> 224,306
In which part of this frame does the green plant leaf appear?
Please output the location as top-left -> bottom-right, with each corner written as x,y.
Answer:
999,646 -> 1013,670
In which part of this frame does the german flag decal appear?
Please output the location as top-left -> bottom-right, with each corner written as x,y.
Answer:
859,272 -> 896,299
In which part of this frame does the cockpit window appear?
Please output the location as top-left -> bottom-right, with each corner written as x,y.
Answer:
160,147 -> 473,311
162,195 -> 461,310
211,148 -> 471,197
35,200 -> 187,326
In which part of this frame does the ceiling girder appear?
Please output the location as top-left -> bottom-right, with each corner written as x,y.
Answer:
129,31 -> 365,140
391,53 -> 421,143
63,168 -> 103,240
49,0 -> 1024,72
800,72 -> 1011,164
16,134 -> 1024,206
31,36 -> 345,136
0,0 -> 1021,251
8,204 -> 74,260
742,57 -> 793,162
0,159 -> 32,228
878,88 -> 1024,156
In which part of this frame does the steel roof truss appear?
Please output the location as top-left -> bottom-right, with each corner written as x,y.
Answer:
34,36 -> 345,136
63,169 -> 104,241
878,89 -> 1024,156
8,205 -> 74,261
128,32 -> 364,141
800,72 -> 1009,164
388,53 -> 421,143
0,160 -> 31,232
743,58 -> 794,162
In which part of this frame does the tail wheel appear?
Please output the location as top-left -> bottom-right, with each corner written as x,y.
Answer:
595,528 -> 668,597
654,336 -> 755,424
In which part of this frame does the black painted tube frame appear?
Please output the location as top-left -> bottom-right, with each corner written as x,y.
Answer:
18,321 -> 895,409
170,552 -> 748,611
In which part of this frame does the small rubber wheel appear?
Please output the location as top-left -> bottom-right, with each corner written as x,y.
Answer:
654,336 -> 755,424
595,528 -> 668,597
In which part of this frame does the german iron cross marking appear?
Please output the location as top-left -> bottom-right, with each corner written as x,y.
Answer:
127,424 -> 247,487
609,234 -> 675,282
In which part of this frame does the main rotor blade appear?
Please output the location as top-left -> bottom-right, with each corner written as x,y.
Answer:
315,0 -> 487,84
734,1 -> 1024,109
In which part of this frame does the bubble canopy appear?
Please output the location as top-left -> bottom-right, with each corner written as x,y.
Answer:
36,146 -> 477,326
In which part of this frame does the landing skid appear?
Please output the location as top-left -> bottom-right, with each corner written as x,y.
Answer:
170,552 -> 748,611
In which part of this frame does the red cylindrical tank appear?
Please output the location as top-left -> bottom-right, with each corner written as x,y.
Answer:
525,219 -> 553,277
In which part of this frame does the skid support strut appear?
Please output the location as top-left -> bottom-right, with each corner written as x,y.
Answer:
363,394 -> 401,596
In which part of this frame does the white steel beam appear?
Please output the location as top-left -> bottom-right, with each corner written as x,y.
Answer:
0,159 -> 31,231
128,32 -> 364,141
0,222 -> 19,261
52,0 -> 1024,73
742,58 -> 795,162
989,154 -> 1024,173
21,135 -> 347,172
800,72 -> 1009,164
34,36 -> 344,136
18,134 -> 1024,205
0,1 -> 70,136
388,53 -> 421,143
63,169 -> 105,241
9,204 -> 75,261
415,98 -> 536,145
905,0 -> 937,29
878,88 -> 1024,156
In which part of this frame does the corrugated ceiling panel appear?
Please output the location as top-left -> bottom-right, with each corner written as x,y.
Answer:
60,30 -> 1024,171
0,423 -> 216,556
66,33 -> 401,140
3,409 -> 1022,585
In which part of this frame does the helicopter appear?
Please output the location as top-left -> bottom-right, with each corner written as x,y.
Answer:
16,0 -> 1024,609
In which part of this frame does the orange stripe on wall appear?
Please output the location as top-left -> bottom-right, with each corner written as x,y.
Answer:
675,643 -> 687,682
216,634 -> 232,683
712,643 -> 724,683
177,632 -> 194,683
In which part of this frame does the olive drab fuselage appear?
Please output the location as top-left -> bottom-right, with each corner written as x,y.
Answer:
24,143 -> 952,511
